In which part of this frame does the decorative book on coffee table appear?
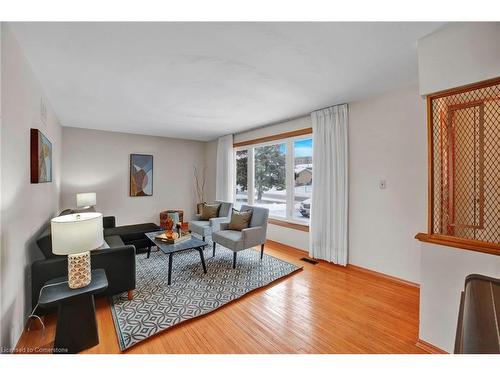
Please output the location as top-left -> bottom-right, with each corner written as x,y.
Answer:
154,232 -> 191,244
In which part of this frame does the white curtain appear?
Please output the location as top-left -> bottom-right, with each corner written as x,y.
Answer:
215,134 -> 235,202
309,104 -> 349,265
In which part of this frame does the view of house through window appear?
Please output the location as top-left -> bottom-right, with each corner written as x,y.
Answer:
234,136 -> 312,224
293,139 -> 313,222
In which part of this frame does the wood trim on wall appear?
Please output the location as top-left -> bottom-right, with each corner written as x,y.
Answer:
266,239 -> 420,289
233,127 -> 312,147
426,76 -> 500,99
420,76 -> 500,257
426,95 -> 434,234
416,339 -> 448,354
415,232 -> 500,256
265,239 -> 308,254
268,218 -> 310,232
346,264 -> 420,289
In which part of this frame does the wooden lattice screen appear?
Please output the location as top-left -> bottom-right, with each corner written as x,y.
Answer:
417,78 -> 500,255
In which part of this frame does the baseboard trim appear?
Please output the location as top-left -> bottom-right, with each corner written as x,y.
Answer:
265,239 -> 308,254
265,239 -> 420,289
416,339 -> 448,354
347,264 -> 420,289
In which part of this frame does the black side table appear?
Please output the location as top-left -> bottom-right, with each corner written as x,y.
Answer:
38,268 -> 108,354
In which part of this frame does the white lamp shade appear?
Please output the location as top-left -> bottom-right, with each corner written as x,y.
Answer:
76,192 -> 96,208
51,212 -> 104,255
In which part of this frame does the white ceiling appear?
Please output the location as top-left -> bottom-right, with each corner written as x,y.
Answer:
10,22 -> 443,141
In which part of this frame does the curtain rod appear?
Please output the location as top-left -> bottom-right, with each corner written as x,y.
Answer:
233,102 -> 347,138
310,102 -> 348,113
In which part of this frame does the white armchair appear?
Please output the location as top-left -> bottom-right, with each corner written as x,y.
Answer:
212,205 -> 269,268
188,201 -> 233,252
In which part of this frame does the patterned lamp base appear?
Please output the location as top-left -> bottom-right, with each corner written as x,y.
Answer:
68,251 -> 91,289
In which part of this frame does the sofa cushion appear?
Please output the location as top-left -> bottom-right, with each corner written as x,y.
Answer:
104,223 -> 159,243
36,226 -> 56,259
103,216 -> 116,229
104,235 -> 125,248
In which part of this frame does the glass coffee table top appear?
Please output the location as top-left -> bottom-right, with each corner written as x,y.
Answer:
145,230 -> 207,254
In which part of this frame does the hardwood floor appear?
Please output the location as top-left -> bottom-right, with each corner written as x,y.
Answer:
16,241 -> 425,354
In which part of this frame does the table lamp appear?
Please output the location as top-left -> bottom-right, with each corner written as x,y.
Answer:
51,212 -> 104,289
76,192 -> 96,210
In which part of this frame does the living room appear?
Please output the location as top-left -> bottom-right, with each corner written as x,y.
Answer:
1,1 -> 499,372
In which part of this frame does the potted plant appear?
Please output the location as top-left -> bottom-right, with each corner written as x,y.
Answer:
193,165 -> 206,214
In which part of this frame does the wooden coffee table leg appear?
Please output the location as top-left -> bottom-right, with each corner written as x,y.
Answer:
198,247 -> 207,274
168,253 -> 173,285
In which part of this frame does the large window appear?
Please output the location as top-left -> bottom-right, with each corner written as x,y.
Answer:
234,134 -> 313,224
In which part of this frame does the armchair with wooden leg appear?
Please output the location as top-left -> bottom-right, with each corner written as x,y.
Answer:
212,205 -> 269,268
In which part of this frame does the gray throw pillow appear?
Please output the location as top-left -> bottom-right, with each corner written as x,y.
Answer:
228,209 -> 253,231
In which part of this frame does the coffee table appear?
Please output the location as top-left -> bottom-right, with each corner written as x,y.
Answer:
145,231 -> 208,285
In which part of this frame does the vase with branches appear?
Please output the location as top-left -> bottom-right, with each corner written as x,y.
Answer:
193,165 -> 206,214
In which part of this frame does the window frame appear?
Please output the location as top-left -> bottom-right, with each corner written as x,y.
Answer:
233,128 -> 312,230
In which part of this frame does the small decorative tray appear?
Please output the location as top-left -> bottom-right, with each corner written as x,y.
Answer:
155,232 -> 191,244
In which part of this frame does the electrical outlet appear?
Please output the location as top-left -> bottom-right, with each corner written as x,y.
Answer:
379,180 -> 387,189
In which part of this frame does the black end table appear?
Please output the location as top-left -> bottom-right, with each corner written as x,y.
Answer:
38,268 -> 108,354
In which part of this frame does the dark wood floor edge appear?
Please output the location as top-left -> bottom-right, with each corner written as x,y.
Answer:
266,239 -> 420,289
415,338 -> 448,354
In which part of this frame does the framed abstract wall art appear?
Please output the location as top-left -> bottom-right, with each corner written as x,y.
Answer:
130,154 -> 153,196
30,128 -> 52,183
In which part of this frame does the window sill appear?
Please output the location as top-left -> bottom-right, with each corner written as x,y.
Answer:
268,218 -> 309,232
415,233 -> 500,256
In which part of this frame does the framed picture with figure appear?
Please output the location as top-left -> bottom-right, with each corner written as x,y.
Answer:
130,153 -> 153,196
30,128 -> 52,183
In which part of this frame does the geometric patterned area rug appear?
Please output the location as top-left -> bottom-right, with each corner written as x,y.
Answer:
109,243 -> 302,351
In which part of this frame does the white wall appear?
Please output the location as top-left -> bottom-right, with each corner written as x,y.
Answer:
0,25 -> 62,349
419,244 -> 500,352
416,22 -> 500,352
418,22 -> 500,96
61,127 -> 206,226
349,85 -> 427,283
267,224 -> 308,251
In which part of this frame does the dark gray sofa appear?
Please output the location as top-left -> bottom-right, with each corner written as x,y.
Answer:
31,211 -> 160,314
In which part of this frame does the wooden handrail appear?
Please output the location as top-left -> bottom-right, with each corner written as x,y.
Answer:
415,233 -> 500,256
